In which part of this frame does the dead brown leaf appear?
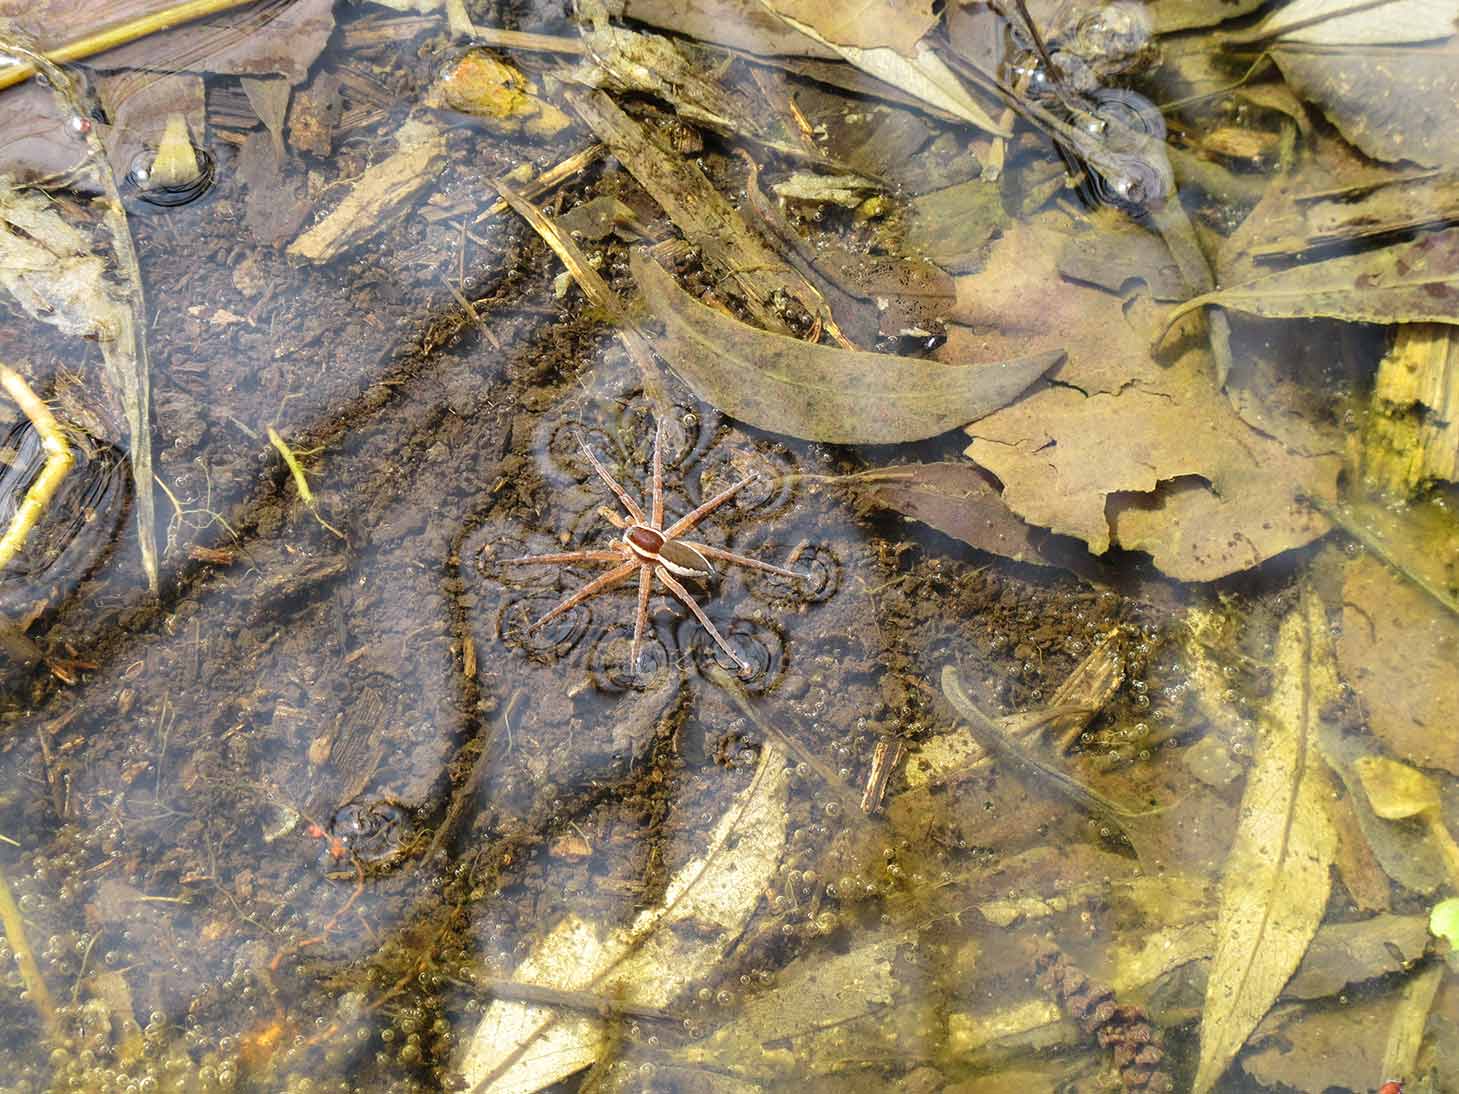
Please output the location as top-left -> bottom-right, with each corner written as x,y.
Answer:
764,0 -> 937,54
942,221 -> 1338,579
1338,553 -> 1459,775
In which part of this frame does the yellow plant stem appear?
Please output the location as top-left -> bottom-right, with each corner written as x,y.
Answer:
0,862 -> 59,1041
0,0 -> 264,92
267,426 -> 344,539
0,365 -> 74,572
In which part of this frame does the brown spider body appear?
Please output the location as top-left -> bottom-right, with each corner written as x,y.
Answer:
503,420 -> 805,674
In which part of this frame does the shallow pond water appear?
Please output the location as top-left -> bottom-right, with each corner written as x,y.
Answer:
0,1 -> 1457,1093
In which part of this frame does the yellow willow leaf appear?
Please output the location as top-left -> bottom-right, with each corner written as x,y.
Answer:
1194,586 -> 1339,1093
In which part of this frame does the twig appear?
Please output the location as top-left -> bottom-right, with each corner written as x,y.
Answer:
0,0 -> 265,91
475,144 -> 604,224
267,427 -> 345,540
0,35 -> 160,591
0,862 -> 59,1041
0,365 -> 73,572
465,24 -> 586,56
488,175 -> 670,416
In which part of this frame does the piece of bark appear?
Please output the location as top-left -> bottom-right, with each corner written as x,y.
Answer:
287,71 -> 341,158
287,120 -> 445,262
569,89 -> 810,334
1354,323 -> 1459,494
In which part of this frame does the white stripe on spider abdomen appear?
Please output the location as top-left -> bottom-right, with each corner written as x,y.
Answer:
623,524 -> 713,579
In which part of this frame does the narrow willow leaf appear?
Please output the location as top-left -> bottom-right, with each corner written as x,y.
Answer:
1194,587 -> 1338,1093
1163,229 -> 1459,337
631,251 -> 1059,444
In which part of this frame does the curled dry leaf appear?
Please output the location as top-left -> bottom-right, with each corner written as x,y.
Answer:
757,0 -> 1009,136
1193,586 -> 1338,1094
631,250 -> 1060,444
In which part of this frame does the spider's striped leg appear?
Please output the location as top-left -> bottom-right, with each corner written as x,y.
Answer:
630,565 -> 652,670
502,549 -> 624,565
656,566 -> 751,674
576,433 -> 646,523
663,475 -> 755,539
685,541 -> 806,580
650,416 -> 665,528
529,560 -> 638,629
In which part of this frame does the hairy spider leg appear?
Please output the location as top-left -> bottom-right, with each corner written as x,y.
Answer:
663,475 -> 756,539
502,548 -> 625,566
529,559 -> 638,630
631,566 -> 653,669
575,433 -> 645,523
655,566 -> 751,673
650,417 -> 665,528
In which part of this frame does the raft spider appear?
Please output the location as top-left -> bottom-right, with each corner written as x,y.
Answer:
504,419 -> 806,674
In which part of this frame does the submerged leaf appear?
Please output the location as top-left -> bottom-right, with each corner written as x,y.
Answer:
758,0 -> 1009,136
631,250 -> 1059,444
1193,587 -> 1338,1094
1165,228 -> 1459,332
1338,552 -> 1459,775
458,743 -> 789,1091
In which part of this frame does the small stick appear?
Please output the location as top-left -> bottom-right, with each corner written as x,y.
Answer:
267,426 -> 345,540
475,144 -> 604,224
0,364 -> 74,572
0,0 -> 263,91
860,739 -> 904,814
0,862 -> 59,1041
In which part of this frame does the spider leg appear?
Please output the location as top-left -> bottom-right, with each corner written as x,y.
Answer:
630,565 -> 652,669
576,433 -> 647,524
503,549 -> 624,566
650,416 -> 665,528
529,560 -> 638,629
656,566 -> 751,674
663,475 -> 755,539
598,506 -> 629,530
685,541 -> 807,580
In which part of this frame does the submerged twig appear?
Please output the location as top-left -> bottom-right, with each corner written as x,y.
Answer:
488,174 -> 670,416
0,0 -> 265,91
0,365 -> 74,572
0,35 -> 160,592
0,862 -> 59,1042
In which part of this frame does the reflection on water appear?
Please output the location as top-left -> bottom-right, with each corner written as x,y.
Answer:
0,0 -> 1456,1092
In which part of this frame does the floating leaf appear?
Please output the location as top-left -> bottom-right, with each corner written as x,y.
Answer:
630,250 -> 1059,444
1193,587 -> 1338,1094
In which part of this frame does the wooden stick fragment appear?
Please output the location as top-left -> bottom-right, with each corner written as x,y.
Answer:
0,0 -> 264,92
0,365 -> 73,573
0,862 -> 59,1041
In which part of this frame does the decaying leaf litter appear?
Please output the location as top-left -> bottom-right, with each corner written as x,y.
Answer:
0,0 -> 1456,1092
